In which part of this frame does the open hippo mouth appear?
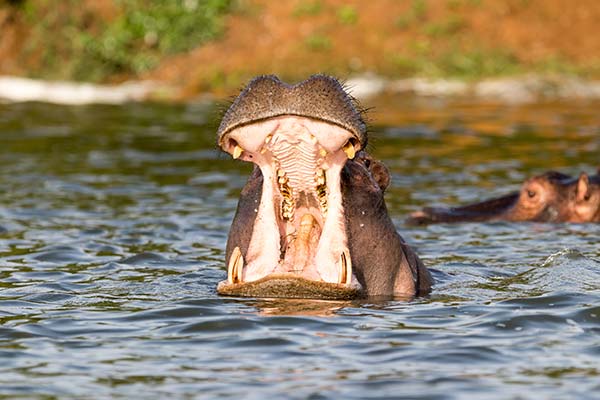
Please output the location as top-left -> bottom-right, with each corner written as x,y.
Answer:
216,75 -> 366,299
217,116 -> 362,299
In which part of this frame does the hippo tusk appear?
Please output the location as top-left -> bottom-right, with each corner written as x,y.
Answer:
227,246 -> 244,284
339,249 -> 352,285
232,145 -> 244,160
343,141 -> 356,159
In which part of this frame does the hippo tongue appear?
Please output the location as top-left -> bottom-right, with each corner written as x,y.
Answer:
284,213 -> 319,275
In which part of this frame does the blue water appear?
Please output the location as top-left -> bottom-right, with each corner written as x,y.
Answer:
0,99 -> 599,399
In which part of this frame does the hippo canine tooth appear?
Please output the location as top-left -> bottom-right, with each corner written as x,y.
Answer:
227,246 -> 244,284
232,145 -> 244,160
343,141 -> 356,159
339,249 -> 352,285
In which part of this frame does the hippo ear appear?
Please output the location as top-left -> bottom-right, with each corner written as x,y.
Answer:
577,173 -> 591,202
368,159 -> 391,192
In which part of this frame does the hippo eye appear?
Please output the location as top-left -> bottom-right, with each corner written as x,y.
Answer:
527,190 -> 536,198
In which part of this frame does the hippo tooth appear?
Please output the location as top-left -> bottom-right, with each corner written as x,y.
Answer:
343,141 -> 355,160
315,169 -> 326,186
232,145 -> 243,160
338,249 -> 352,285
227,246 -> 244,284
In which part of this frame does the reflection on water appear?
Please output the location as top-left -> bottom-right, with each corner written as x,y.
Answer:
0,98 -> 599,399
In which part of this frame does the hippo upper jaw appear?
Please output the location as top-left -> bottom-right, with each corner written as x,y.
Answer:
217,115 -> 363,299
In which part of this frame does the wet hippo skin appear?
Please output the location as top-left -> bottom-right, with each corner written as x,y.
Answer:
407,169 -> 600,225
217,75 -> 432,299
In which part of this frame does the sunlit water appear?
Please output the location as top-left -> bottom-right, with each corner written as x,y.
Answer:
0,99 -> 599,399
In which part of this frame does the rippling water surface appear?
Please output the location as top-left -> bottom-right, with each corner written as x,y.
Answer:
1,98 -> 599,399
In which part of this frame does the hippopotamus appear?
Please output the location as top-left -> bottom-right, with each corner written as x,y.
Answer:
407,169 -> 600,225
216,75 -> 432,299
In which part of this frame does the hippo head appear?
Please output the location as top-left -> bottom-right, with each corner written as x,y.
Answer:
507,171 -> 575,221
216,75 -> 431,299
406,170 -> 597,225
216,75 -> 364,299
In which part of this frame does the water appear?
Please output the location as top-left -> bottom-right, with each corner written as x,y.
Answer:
0,98 -> 599,399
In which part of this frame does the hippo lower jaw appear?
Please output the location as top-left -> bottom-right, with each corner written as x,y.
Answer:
217,274 -> 362,300
217,115 -> 364,299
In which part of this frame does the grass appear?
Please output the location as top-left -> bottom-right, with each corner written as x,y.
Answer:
533,56 -> 583,76
447,0 -> 483,9
395,0 -> 427,30
336,5 -> 358,25
3,0 -> 598,91
437,48 -> 521,78
292,0 -> 323,17
389,47 -> 523,80
17,0 -> 232,81
304,33 -> 332,51
423,15 -> 466,37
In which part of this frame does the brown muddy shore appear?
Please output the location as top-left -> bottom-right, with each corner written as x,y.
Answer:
1,0 -> 600,100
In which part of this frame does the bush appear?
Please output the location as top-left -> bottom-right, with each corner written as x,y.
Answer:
20,0 -> 232,81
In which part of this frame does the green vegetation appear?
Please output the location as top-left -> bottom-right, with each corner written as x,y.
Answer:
18,0 -> 232,81
2,0 -> 598,92
437,48 -> 521,78
292,0 -> 323,17
533,55 -> 582,76
423,15 -> 465,37
336,5 -> 358,25
304,33 -> 332,51
390,47 -> 522,80
395,0 -> 428,30
411,0 -> 428,19
447,0 -> 483,10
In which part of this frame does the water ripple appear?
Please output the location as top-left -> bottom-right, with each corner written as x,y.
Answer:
1,101 -> 599,399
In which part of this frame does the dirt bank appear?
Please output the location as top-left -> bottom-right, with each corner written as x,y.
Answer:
2,0 -> 600,98
147,0 -> 600,96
